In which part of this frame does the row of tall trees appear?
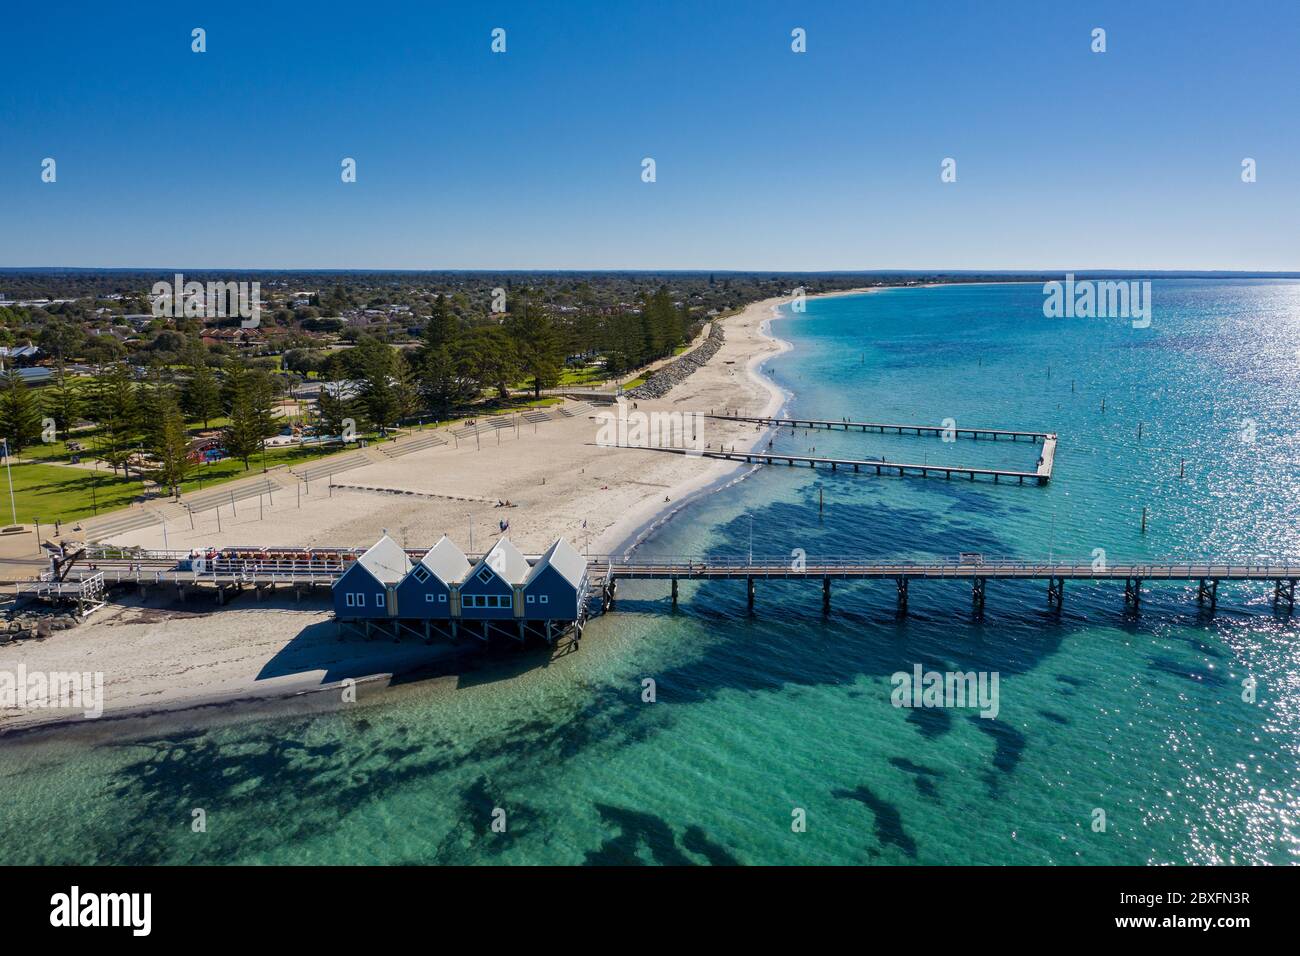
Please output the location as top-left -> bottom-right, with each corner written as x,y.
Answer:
597,288 -> 692,376
307,291 -> 573,424
291,287 -> 691,425
0,356 -> 282,499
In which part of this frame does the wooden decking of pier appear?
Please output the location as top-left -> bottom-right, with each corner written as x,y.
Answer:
12,549 -> 1298,619
707,413 -> 1054,442
600,556 -> 1298,615
626,442 -> 1055,485
693,413 -> 1058,484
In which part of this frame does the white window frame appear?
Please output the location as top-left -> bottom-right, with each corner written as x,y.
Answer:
411,566 -> 430,583
375,592 -> 385,608
345,593 -> 356,607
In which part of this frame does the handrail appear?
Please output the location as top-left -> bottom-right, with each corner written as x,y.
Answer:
63,546 -> 1300,581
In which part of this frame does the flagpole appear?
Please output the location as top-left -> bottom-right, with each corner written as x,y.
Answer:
2,439 -> 16,527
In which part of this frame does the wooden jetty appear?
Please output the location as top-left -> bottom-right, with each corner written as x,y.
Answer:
695,414 -> 1058,484
595,556 -> 1298,616
708,413 -> 1054,442
12,549 -> 1298,621
627,443 -> 1055,485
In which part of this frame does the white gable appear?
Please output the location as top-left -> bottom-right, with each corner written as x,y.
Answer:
356,534 -> 411,584
471,537 -> 530,585
419,535 -> 471,585
526,538 -> 586,589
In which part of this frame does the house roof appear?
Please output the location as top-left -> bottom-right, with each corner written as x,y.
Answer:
472,537 -> 530,585
526,538 -> 587,590
417,535 -> 471,585
355,534 -> 411,584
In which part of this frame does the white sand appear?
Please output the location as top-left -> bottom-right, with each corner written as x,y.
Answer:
0,290 -> 867,731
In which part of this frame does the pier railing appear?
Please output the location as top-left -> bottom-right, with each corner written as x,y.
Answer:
15,549 -> 1299,617
594,556 -> 1300,580
49,547 -> 1300,584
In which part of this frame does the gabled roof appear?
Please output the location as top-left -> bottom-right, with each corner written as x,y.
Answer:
526,538 -> 587,590
354,534 -> 411,584
470,537 -> 530,585
416,535 -> 471,585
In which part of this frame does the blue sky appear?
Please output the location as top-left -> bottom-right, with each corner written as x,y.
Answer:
2,0 -> 1297,270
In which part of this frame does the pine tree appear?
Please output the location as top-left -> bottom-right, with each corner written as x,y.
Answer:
144,395 -> 193,498
392,351 -> 420,423
506,292 -> 562,398
423,293 -> 457,352
418,346 -> 460,419
222,363 -> 277,469
0,368 -> 43,454
354,337 -> 399,433
181,346 -> 221,428
87,365 -> 139,477
136,367 -> 182,454
42,360 -> 82,437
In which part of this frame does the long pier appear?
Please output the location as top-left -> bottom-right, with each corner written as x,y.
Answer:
629,443 -> 1055,485
604,556 -> 1297,615
708,413 -> 1053,442
689,415 -> 1058,484
14,549 -> 1298,618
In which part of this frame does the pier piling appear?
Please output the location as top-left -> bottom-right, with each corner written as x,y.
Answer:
1047,576 -> 1064,613
1124,578 -> 1142,610
1272,579 -> 1295,613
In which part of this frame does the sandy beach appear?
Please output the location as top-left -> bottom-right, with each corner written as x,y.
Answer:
0,290 -> 870,732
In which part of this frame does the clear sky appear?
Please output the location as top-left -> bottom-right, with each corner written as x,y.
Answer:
2,0 -> 1297,271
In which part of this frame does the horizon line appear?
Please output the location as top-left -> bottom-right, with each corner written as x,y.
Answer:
3,266 -> 1300,277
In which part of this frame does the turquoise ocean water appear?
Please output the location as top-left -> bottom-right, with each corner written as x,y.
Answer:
2,279 -> 1298,865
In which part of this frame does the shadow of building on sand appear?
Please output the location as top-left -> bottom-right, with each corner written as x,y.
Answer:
255,618 -> 567,693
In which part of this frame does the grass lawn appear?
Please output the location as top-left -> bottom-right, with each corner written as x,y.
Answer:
3,461 -> 144,526
5,441 -> 362,525
556,365 -> 608,387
